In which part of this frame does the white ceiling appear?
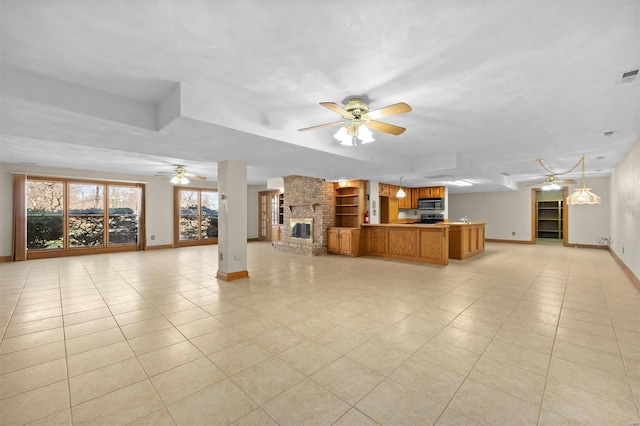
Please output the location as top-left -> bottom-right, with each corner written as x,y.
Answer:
1,1 -> 638,193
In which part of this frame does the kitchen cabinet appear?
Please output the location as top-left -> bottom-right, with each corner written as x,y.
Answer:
448,222 -> 485,259
378,183 -> 390,196
411,189 -> 419,209
327,227 -> 361,257
416,186 -> 445,198
398,188 -> 412,209
389,197 -> 399,224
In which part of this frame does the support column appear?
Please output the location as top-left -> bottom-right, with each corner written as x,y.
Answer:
216,161 -> 249,281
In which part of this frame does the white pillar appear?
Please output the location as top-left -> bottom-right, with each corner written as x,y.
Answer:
216,161 -> 249,281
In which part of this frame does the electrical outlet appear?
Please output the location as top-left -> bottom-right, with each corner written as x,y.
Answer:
219,253 -> 223,261
512,231 -> 516,236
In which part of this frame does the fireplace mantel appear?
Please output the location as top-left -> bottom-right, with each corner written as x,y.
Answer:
287,203 -> 319,212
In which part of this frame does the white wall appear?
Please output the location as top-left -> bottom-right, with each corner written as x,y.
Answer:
0,163 -> 260,257
609,138 -> 640,280
448,177 -> 611,245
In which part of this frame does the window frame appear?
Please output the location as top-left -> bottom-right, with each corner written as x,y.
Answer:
173,186 -> 219,247
15,175 -> 145,260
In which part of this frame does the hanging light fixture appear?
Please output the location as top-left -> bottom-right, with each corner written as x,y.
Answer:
396,177 -> 406,198
170,174 -> 189,185
542,182 -> 561,191
334,124 -> 375,147
566,156 -> 601,205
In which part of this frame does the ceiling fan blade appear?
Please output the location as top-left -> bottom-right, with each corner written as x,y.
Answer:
298,121 -> 345,132
320,102 -> 355,119
366,102 -> 412,120
366,120 -> 406,136
184,173 -> 207,180
554,179 -> 576,184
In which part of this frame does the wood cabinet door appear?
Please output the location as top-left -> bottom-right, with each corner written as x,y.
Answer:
398,188 -> 411,209
389,185 -> 399,198
339,230 -> 353,254
389,197 -> 399,224
417,187 -> 429,198
327,229 -> 339,253
432,186 -> 444,197
411,188 -> 419,209
379,183 -> 390,197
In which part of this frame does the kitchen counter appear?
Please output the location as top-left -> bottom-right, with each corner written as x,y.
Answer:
361,223 -> 449,265
442,222 -> 485,260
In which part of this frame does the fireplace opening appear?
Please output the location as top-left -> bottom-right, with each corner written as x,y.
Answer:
290,218 -> 313,243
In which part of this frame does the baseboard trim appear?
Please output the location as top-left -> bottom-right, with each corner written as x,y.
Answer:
216,270 -> 249,282
0,256 -> 12,262
146,244 -> 173,250
485,239 -> 533,245
609,248 -> 640,291
247,238 -> 259,242
569,243 -> 608,250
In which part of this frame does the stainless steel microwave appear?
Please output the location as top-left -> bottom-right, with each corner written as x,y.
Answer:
418,198 -> 444,210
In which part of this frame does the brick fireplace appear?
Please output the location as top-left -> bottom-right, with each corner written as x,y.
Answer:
273,175 -> 334,256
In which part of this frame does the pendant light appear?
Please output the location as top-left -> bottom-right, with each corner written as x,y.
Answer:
396,177 -> 406,198
566,156 -> 601,205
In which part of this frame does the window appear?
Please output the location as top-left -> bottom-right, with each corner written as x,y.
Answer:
19,177 -> 144,259
26,180 -> 64,249
69,183 -> 105,247
109,186 -> 139,244
175,188 -> 218,246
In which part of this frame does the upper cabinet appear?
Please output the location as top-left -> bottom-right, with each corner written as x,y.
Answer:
378,183 -> 390,197
378,183 -> 445,210
416,186 -> 445,198
398,188 -> 412,209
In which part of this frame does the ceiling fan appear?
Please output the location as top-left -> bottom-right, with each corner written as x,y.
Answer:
525,158 -> 576,189
299,97 -> 412,146
164,165 -> 206,185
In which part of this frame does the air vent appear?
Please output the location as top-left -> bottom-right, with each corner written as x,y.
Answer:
617,69 -> 638,84
602,131 -> 615,137
500,172 -> 511,176
20,161 -> 38,165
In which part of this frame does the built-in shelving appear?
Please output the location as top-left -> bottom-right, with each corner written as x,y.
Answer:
334,180 -> 365,228
537,200 -> 563,239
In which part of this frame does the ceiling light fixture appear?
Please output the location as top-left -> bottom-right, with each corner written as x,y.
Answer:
170,174 -> 190,185
334,124 -> 374,147
566,156 -> 601,205
542,182 -> 561,191
448,180 -> 473,187
396,177 -> 406,198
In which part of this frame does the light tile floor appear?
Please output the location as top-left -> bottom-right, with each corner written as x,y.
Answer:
1,242 -> 639,425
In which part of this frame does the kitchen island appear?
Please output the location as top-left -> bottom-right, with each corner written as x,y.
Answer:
361,223 -> 450,265
445,222 -> 485,260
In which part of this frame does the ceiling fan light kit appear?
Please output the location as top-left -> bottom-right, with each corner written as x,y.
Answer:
168,165 -> 207,185
534,156 -> 600,205
170,175 -> 189,185
300,97 -> 411,147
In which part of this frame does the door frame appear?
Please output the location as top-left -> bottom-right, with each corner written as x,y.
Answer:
530,187 -> 569,247
258,190 -> 279,241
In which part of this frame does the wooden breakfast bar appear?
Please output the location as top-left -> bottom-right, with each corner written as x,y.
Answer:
361,224 -> 450,265
445,222 -> 485,260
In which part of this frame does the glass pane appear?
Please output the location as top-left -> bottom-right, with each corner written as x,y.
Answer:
26,180 -> 64,249
108,186 -> 139,244
69,183 -> 104,247
201,191 -> 218,239
271,194 -> 278,224
180,190 -> 199,240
